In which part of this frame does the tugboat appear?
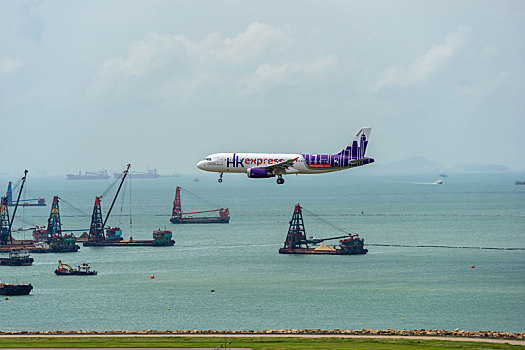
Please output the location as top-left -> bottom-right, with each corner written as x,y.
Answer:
0,249 -> 34,266
0,282 -> 33,295
54,260 -> 97,275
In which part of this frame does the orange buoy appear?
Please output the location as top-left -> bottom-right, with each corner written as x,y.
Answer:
470,265 -> 475,268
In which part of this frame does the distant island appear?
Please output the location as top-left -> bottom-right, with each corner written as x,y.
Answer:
363,156 -> 509,174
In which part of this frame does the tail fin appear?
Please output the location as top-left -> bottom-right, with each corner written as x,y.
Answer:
338,127 -> 371,159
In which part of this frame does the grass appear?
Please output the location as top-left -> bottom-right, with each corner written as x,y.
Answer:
0,336 -> 522,350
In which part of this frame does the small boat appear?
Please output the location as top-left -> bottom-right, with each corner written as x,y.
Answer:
54,260 -> 97,276
515,180 -> 525,185
0,282 -> 33,295
0,249 -> 34,266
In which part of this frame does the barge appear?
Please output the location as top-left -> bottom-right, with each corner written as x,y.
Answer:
0,249 -> 34,266
278,204 -> 367,255
83,229 -> 174,247
0,282 -> 33,295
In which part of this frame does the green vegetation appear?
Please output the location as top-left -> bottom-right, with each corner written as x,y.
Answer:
0,336 -> 522,349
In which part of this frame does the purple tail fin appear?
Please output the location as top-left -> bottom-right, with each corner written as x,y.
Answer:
338,127 -> 371,159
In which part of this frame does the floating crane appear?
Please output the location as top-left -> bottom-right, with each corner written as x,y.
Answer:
31,196 -> 79,252
6,181 -> 45,206
170,186 -> 230,224
279,203 -> 367,255
0,171 -> 27,247
84,164 -> 174,247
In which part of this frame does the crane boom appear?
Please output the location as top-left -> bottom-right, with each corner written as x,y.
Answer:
7,170 -> 28,244
103,164 -> 130,228
306,234 -> 350,244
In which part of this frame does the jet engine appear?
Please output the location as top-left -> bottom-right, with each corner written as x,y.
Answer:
247,168 -> 273,178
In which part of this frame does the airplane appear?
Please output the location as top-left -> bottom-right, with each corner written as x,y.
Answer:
196,127 -> 374,184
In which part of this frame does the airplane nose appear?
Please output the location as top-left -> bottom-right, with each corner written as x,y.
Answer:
197,160 -> 205,170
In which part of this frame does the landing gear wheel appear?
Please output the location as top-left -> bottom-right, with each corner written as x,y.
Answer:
218,178 -> 223,183
218,172 -> 223,183
276,176 -> 285,185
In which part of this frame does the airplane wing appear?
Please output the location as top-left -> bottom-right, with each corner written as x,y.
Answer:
255,157 -> 299,174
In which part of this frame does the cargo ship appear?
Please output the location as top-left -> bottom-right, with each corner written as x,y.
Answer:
0,282 -> 33,295
0,249 -> 34,266
66,170 -> 110,180
170,186 -> 230,224
278,204 -> 368,255
113,169 -> 160,179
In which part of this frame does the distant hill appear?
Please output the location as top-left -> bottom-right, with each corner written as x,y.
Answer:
366,156 -> 445,174
449,163 -> 509,173
363,157 -> 509,174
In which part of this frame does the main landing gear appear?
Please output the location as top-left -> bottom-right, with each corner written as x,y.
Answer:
276,175 -> 285,185
218,172 -> 223,183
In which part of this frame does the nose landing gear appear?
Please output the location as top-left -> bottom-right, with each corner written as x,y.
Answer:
218,172 -> 223,183
276,175 -> 285,185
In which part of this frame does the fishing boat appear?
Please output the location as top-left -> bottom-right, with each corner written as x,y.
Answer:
515,180 -> 525,185
54,260 -> 97,275
0,249 -> 34,266
0,282 -> 33,295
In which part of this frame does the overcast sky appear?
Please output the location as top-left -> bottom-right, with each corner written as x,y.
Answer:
1,0 -> 524,175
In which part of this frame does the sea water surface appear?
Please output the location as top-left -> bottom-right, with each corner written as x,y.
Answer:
1,172 -> 524,332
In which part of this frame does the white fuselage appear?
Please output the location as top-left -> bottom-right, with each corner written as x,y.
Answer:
197,153 -> 348,175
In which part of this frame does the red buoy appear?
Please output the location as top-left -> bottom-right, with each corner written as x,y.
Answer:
470,265 -> 475,268
150,275 -> 155,279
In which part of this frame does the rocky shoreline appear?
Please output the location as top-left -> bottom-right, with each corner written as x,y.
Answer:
0,329 -> 523,340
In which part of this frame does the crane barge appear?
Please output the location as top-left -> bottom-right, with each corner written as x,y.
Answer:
0,171 -> 39,252
5,181 -> 45,207
170,186 -> 230,224
30,195 -> 79,252
84,164 -> 174,247
278,204 -> 367,255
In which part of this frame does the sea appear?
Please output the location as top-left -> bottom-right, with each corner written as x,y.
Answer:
1,171 -> 524,333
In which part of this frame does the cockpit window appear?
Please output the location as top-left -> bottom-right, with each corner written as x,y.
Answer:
205,157 -> 212,161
